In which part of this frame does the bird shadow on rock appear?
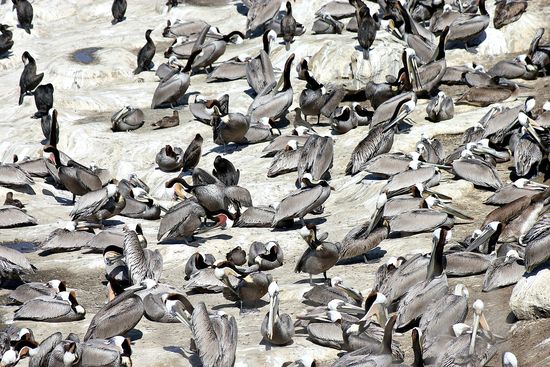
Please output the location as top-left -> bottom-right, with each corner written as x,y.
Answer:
243,88 -> 258,99
159,234 -> 232,246
260,339 -> 294,349
336,247 -> 386,266
102,219 -> 126,227
206,144 -> 246,155
42,188 -> 72,205
163,347 -> 202,367
127,329 -> 143,341
271,217 -> 328,232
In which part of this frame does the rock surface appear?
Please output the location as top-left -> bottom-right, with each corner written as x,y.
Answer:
510,267 -> 550,320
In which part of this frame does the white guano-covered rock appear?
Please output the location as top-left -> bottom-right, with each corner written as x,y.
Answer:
510,268 -> 550,320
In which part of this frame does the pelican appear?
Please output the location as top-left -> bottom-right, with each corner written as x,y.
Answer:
0,206 -> 37,229
261,282 -> 294,345
3,192 -> 23,208
378,253 -> 430,305
0,245 -> 35,281
303,277 -> 363,306
331,106 -> 358,134
32,83 -> 54,119
524,215 -> 550,272
162,292 -> 194,326
248,241 -> 284,271
45,340 -> 78,367
111,106 -> 145,132
248,53 -> 295,124
123,226 -> 162,285
226,246 -> 246,266
151,49 -> 201,109
190,94 -> 229,124
493,0 -> 527,29
84,279 -> 156,340
156,145 -> 183,172
152,110 -> 179,129
312,14 -> 345,34
297,135 -> 333,183
134,29 -> 155,74
445,251 -> 493,276
78,336 -> 133,367
211,108 -> 250,147
295,224 -> 340,284
447,0 -> 490,48
246,0 -> 283,33
43,145 -> 102,202
482,250 -> 524,291
0,162 -> 33,188
185,252 -> 215,280
246,30 -> 277,95
435,300 -> 497,366
339,219 -> 389,261
361,153 -> 416,177
331,315 -> 398,367
215,266 -> 272,311
452,150 -> 502,190
235,205 -> 279,227
27,332 -> 63,367
396,227 -> 450,329
18,51 -> 43,105
14,291 -> 85,322
513,127 -> 542,177
426,91 -> 454,122
70,184 -> 126,223
371,92 -> 417,128
0,24 -> 13,57
357,4 -> 377,60
207,55 -> 250,82
419,284 -> 469,362
346,99 -> 415,175
157,199 -> 208,243
272,175 -> 333,227
192,31 -> 245,71
9,280 -> 66,304
489,55 -> 538,80
189,302 -> 237,367
403,46 -> 446,95
485,179 -> 547,205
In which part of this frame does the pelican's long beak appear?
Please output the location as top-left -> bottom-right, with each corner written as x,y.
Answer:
125,283 -> 146,292
173,308 -> 191,329
365,206 -> 384,237
268,292 -> 276,339
465,225 -> 497,252
423,188 -> 453,201
478,312 -> 494,340
435,202 -> 473,221
364,303 -> 387,325
526,181 -> 548,190
335,302 -> 364,314
409,56 -> 421,91
469,312 -> 480,355
525,121 -> 546,152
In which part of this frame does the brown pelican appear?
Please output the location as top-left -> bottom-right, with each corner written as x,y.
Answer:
261,282 -> 294,345
485,179 -> 546,205
9,279 -> 67,304
528,28 -> 549,73
513,127 -> 543,177
189,94 -> 229,124
151,49 -> 201,109
312,14 -> 345,34
14,291 -> 86,322
272,175 -> 332,227
396,227 -> 450,329
268,140 -> 301,177
493,0 -> 527,29
0,205 -> 37,229
331,106 -> 358,134
435,300 -> 497,366
489,55 -> 538,80
0,245 -> 35,281
346,99 -> 415,175
152,110 -> 179,129
456,80 -> 519,107
403,45 -> 446,96
123,226 -> 162,285
111,106 -> 145,132
70,184 -> 126,223
84,279 -> 155,340
134,29 -> 155,74
246,30 -> 277,95
297,135 -> 333,183
281,2 -> 297,50
77,336 -> 133,367
426,91 -> 454,122
303,277 -> 362,307
226,246 -> 246,266
248,53 -> 295,124
43,145 -> 102,202
331,315 -> 398,367
452,150 -> 502,190
447,0 -> 490,49
12,0 -> 33,34
18,51 -> 43,105
45,340 -> 79,367
156,145 -> 183,172
207,55 -> 250,82
248,241 -> 283,271
482,250 -> 524,291
419,284 -> 469,362
180,134 -> 203,172
211,109 -> 250,148
524,215 -> 550,272
192,31 -> 244,71
26,332 -> 63,367
39,223 -> 95,254
246,0 -> 283,33
189,302 -> 237,367
185,252 -> 215,280
215,266 -> 272,310
371,92 -> 417,128
0,162 -> 33,188
157,199 -> 208,243
295,224 -> 340,284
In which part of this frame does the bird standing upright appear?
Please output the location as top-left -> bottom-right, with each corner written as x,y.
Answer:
281,2 -> 297,51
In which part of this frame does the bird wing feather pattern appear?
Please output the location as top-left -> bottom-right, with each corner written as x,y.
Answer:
70,188 -> 109,219
274,185 -> 324,224
14,297 -> 72,320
